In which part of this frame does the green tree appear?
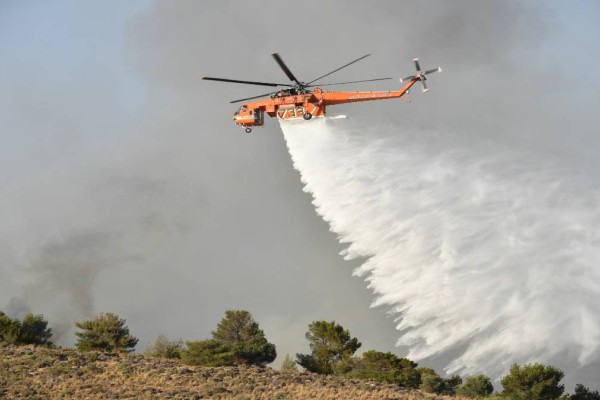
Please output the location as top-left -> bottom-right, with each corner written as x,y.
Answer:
419,367 -> 446,394
18,314 -> 53,346
348,350 -> 420,388
0,312 -> 22,345
500,363 -> 564,400
296,320 -> 361,374
144,334 -> 184,359
280,353 -> 298,374
396,359 -> 422,388
457,374 -> 494,398
0,312 -> 52,346
211,310 -> 276,366
181,310 -> 276,367
444,374 -> 463,395
181,339 -> 236,366
571,384 -> 600,400
331,354 -> 360,375
75,312 -> 138,352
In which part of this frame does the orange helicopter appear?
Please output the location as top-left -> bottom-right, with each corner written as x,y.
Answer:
203,53 -> 441,133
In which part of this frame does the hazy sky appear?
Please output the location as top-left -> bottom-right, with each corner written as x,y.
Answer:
2,0 -> 600,385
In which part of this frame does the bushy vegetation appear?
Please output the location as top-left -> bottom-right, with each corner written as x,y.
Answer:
0,345 -> 461,400
456,374 -> 494,398
0,312 -> 52,346
346,350 -> 420,388
2,308 -> 599,399
417,367 -> 462,395
144,334 -> 184,359
74,312 -> 138,352
181,339 -> 237,366
181,310 -> 276,367
571,384 -> 600,400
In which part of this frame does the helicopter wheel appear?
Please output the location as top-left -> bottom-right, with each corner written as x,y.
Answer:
245,127 -> 252,133
303,112 -> 312,120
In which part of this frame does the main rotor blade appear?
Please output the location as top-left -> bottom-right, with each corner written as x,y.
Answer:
400,75 -> 417,83
230,92 -> 275,104
203,77 -> 292,87
309,77 -> 392,87
425,67 -> 442,74
307,54 -> 371,85
413,58 -> 421,72
272,53 -> 301,85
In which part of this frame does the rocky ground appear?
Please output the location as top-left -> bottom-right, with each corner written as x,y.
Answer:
0,345 -> 466,399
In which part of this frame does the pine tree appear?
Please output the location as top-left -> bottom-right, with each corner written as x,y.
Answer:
211,310 -> 276,366
296,320 -> 361,374
18,314 -> 53,346
418,367 -> 446,394
75,312 -> 138,352
0,312 -> 52,346
500,363 -> 564,400
181,310 -> 276,366
0,312 -> 22,344
571,384 -> 600,400
280,353 -> 298,374
456,374 -> 494,398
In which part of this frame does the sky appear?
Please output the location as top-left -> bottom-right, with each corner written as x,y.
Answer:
1,0 -> 600,388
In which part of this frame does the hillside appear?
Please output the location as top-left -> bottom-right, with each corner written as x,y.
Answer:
0,345 -> 467,399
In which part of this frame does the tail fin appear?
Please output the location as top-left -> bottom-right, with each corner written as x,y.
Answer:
400,58 -> 442,92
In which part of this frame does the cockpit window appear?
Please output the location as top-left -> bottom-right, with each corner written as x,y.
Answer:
241,105 -> 247,112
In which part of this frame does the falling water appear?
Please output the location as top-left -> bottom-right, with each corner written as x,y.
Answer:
280,118 -> 600,379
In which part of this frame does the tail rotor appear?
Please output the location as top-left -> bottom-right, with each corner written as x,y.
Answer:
400,58 -> 442,92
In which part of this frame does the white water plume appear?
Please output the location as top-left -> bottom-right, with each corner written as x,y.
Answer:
280,118 -> 600,378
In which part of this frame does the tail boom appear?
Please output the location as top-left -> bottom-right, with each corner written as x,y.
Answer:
319,79 -> 418,106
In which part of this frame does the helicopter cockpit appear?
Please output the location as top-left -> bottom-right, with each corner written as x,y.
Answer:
234,105 -> 248,115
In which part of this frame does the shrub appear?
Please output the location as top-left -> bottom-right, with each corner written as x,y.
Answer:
181,339 -> 236,366
74,312 -> 138,352
417,368 -> 462,395
347,350 -> 420,388
144,334 -> 184,359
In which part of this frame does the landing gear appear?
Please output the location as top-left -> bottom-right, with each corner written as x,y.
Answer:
303,112 -> 312,120
245,127 -> 252,133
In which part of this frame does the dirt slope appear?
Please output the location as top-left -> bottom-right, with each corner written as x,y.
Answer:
0,345 -> 465,399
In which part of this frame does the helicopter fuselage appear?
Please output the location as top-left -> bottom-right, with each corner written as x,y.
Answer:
233,79 -> 418,132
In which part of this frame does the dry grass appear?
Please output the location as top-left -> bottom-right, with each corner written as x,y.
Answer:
0,345 -> 469,399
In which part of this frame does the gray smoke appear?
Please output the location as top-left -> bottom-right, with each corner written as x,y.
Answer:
2,1 -> 599,389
